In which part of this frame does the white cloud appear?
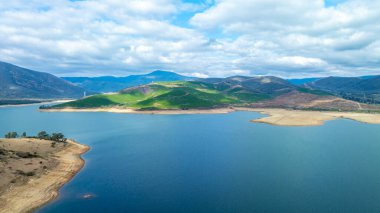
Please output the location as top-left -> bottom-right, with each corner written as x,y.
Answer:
183,72 -> 209,78
190,0 -> 380,77
0,0 -> 379,78
270,56 -> 328,68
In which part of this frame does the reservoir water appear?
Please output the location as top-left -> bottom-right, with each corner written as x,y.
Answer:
1,105 -> 380,212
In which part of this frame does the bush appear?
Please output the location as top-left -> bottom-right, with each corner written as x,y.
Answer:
17,170 -> 35,176
0,149 -> 7,155
25,171 -> 35,176
15,151 -> 38,158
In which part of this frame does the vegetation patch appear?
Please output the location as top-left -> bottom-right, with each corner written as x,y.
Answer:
44,80 -> 344,111
297,88 -> 332,96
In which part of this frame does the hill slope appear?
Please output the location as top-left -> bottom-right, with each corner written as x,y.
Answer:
51,81 -> 268,110
305,76 -> 380,103
47,76 -> 376,112
63,71 -> 194,93
0,61 -> 88,100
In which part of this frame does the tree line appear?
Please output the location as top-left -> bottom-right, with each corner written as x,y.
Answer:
338,92 -> 380,104
4,131 -> 67,142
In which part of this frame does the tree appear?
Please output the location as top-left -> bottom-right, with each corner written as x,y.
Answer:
21,132 -> 27,138
5,132 -> 18,138
37,131 -> 49,140
51,133 -> 65,142
11,132 -> 18,138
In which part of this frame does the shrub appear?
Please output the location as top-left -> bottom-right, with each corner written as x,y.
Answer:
15,151 -> 38,158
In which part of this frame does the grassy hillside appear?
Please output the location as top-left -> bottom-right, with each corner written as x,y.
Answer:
48,75 -> 344,110
51,81 -> 270,110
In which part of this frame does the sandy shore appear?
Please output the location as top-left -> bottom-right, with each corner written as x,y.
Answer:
246,108 -> 380,126
0,139 -> 89,213
42,107 -> 380,126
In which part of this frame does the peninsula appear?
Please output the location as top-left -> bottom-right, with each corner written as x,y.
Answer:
41,78 -> 380,126
0,134 -> 89,213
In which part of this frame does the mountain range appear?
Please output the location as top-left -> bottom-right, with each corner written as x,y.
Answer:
63,71 -> 193,93
1,61 -> 380,109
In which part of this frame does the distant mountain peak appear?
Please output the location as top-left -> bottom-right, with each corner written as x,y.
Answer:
147,70 -> 182,76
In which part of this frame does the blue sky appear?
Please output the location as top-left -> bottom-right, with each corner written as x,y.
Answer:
324,0 -> 347,7
0,0 -> 379,78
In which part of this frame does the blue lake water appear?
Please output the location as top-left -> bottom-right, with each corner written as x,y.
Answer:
1,105 -> 380,212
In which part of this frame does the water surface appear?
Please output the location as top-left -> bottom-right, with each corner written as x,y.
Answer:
1,105 -> 380,212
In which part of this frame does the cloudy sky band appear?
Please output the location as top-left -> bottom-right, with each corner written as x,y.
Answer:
0,0 -> 379,78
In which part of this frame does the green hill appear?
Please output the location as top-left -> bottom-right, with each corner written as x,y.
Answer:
47,75 -> 341,111
49,81 -> 271,110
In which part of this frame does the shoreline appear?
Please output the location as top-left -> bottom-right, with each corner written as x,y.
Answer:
41,107 -> 380,126
0,100 -> 73,108
0,139 -> 89,213
40,107 -> 236,114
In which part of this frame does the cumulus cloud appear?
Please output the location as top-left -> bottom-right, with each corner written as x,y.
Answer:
0,0 -> 379,78
191,0 -> 380,77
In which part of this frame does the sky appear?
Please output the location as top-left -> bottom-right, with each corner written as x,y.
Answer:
0,0 -> 379,78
